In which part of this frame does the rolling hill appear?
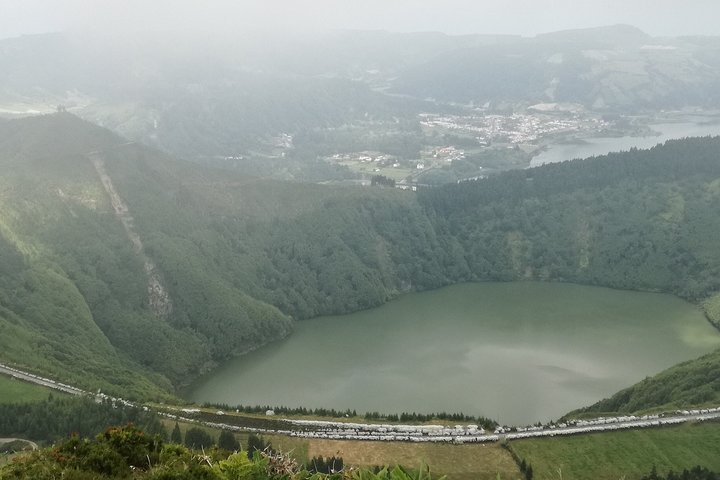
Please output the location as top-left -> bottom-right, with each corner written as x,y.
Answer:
391,25 -> 720,110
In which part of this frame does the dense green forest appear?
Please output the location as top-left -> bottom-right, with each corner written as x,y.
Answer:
0,396 -> 165,445
1,113 -> 720,405
641,466 -> 720,480
420,137 -> 720,301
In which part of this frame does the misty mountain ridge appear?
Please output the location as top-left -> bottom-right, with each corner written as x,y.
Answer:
535,24 -> 651,46
2,25 -> 720,177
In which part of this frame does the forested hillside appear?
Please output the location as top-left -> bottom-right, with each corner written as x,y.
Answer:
1,113 -> 719,403
420,137 -> 720,301
0,114 -> 290,397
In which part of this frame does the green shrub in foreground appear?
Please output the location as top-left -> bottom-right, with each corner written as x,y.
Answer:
0,425 -> 443,480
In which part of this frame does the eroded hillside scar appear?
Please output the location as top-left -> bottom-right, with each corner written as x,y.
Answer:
88,149 -> 172,318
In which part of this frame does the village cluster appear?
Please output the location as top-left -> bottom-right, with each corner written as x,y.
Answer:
320,110 -> 611,186
418,111 -> 609,146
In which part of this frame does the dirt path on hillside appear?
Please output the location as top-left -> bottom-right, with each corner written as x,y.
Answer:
88,149 -> 172,318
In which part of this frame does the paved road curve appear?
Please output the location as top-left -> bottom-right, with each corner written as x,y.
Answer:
0,363 -> 85,396
0,438 -> 38,451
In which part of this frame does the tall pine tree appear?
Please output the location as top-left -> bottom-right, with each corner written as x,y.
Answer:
170,422 -> 182,444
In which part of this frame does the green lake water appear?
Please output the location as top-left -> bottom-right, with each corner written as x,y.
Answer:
186,282 -> 720,425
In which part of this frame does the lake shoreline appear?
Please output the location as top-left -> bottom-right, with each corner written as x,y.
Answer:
186,281 -> 719,425
530,115 -> 720,167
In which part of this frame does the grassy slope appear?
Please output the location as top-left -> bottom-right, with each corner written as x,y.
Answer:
0,114 -> 172,399
571,349 -> 720,416
0,375 -> 55,403
301,439 -> 518,480
0,453 -> 18,468
510,421 -> 720,480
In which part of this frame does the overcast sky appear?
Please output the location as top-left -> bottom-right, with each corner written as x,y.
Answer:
2,0 -> 719,39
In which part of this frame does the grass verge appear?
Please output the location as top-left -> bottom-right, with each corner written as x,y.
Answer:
0,374 -> 56,403
509,420 -> 720,480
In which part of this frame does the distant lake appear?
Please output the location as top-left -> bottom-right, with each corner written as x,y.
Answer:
186,282 -> 720,425
531,121 -> 720,167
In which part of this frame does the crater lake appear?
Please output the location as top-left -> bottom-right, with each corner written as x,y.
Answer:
186,282 -> 720,425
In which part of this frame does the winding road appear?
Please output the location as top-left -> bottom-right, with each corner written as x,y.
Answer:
0,364 -> 84,396
2,361 -> 720,444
